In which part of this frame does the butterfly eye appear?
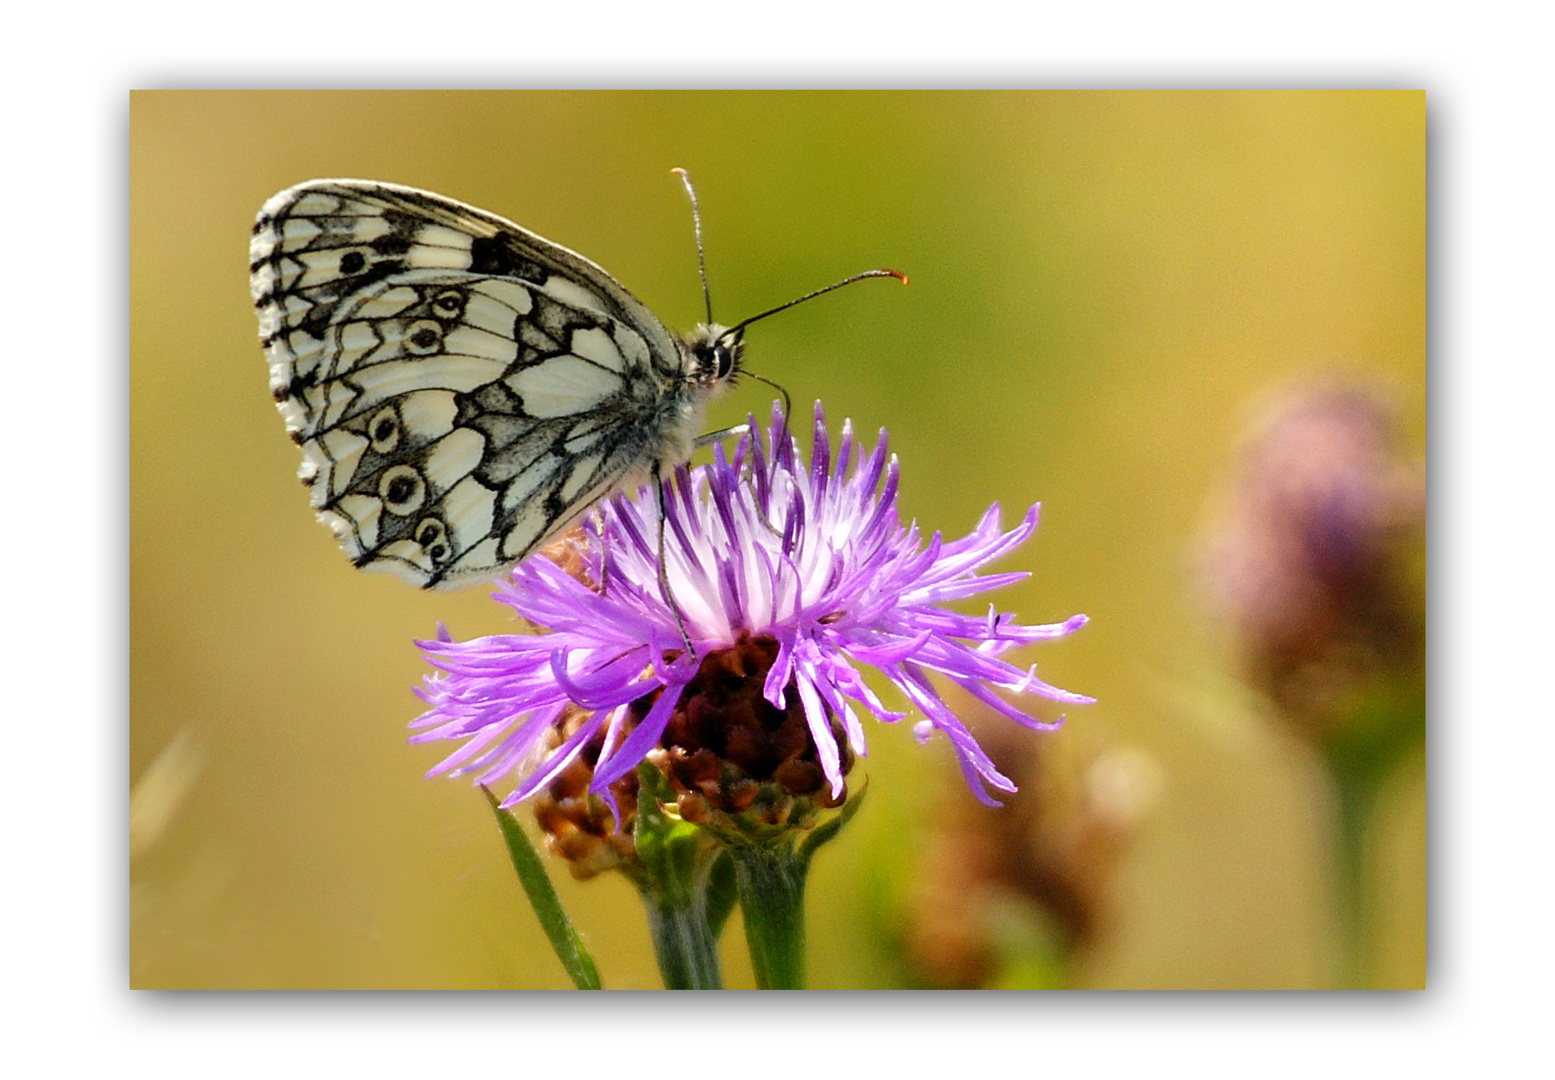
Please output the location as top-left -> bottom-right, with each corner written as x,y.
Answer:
714,342 -> 735,380
404,319 -> 444,356
379,465 -> 426,515
369,407 -> 400,453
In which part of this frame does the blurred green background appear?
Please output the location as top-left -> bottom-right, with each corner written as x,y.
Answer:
130,90 -> 1424,989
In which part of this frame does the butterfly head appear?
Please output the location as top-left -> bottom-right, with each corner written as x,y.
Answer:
685,323 -> 745,387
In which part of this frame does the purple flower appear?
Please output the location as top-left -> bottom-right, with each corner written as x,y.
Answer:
412,403 -> 1092,813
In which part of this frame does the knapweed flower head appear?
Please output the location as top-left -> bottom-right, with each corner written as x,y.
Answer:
1199,380 -> 1424,724
412,403 -> 1092,826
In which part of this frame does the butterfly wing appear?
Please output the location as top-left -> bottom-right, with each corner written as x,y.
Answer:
250,179 -> 685,587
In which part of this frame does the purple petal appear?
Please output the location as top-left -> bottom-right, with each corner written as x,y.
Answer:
590,679 -> 688,792
793,666 -> 844,798
411,401 -> 1090,809
504,709 -> 607,806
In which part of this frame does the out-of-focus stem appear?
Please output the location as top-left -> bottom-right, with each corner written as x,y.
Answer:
1328,761 -> 1375,990
729,844 -> 808,990
639,884 -> 723,990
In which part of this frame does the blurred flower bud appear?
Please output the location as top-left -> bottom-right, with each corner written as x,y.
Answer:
1198,380 -> 1424,730
904,692 -> 1159,988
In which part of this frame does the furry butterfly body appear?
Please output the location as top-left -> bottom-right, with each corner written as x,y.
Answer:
249,179 -> 743,588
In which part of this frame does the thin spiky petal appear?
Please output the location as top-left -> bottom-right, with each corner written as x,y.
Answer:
411,403 -> 1089,809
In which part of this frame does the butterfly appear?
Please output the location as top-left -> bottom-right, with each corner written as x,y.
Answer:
249,175 -> 902,591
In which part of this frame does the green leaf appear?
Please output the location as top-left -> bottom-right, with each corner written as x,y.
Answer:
484,787 -> 602,990
632,764 -> 691,889
797,783 -> 869,868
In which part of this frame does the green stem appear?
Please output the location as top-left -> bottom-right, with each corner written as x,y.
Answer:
729,844 -> 808,989
639,886 -> 723,990
1328,761 -> 1374,990
1319,676 -> 1425,989
630,763 -> 724,989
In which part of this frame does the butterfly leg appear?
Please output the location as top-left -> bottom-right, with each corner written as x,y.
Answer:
694,423 -> 787,539
652,460 -> 697,657
590,505 -> 611,595
693,423 -> 750,448
696,424 -> 785,534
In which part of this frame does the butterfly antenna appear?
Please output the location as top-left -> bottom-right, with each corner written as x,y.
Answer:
671,168 -> 714,325
720,268 -> 907,340
743,371 -> 793,438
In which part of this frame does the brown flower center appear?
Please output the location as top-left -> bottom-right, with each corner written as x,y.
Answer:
533,635 -> 855,869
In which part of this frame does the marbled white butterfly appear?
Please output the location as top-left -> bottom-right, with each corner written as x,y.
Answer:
249,175 -> 902,591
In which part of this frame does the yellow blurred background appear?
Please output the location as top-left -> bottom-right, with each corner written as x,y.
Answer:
130,90 -> 1424,989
